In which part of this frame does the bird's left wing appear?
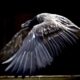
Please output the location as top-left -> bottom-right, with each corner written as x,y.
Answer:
0,27 -> 30,63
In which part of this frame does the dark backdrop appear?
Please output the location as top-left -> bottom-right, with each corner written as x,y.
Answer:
0,0 -> 80,75
0,0 -> 80,49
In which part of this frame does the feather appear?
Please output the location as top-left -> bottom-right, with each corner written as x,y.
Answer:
0,27 -> 30,63
3,33 -> 53,75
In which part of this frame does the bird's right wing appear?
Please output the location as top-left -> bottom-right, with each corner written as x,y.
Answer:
2,31 -> 53,75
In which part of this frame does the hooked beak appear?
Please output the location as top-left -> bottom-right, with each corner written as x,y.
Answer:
21,20 -> 32,28
21,16 -> 39,29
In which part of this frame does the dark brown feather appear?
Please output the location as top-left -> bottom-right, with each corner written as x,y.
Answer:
0,27 -> 30,62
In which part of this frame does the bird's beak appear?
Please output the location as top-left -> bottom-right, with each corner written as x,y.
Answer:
21,20 -> 32,28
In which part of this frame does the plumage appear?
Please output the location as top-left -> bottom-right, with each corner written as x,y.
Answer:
0,27 -> 30,63
1,13 -> 80,76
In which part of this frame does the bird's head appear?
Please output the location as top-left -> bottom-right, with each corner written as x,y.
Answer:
21,13 -> 51,29
21,16 -> 39,29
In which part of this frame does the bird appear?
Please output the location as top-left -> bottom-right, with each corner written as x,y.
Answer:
0,13 -> 80,76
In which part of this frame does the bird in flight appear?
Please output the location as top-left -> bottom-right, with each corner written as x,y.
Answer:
0,13 -> 80,76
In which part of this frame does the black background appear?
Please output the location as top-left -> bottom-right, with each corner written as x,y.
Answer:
0,0 -> 80,49
0,0 -> 80,75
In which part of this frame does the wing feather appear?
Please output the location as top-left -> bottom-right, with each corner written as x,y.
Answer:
0,27 -> 30,62
3,33 -> 53,75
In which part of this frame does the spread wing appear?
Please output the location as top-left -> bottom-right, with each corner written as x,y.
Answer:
33,20 -> 80,57
2,31 -> 53,75
2,15 -> 80,75
0,27 -> 30,63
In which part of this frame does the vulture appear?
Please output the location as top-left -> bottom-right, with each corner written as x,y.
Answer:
0,13 -> 80,76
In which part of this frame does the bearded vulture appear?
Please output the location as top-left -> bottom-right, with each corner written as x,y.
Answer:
0,13 -> 80,76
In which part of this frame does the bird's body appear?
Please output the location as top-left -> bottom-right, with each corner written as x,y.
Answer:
0,13 -> 80,76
